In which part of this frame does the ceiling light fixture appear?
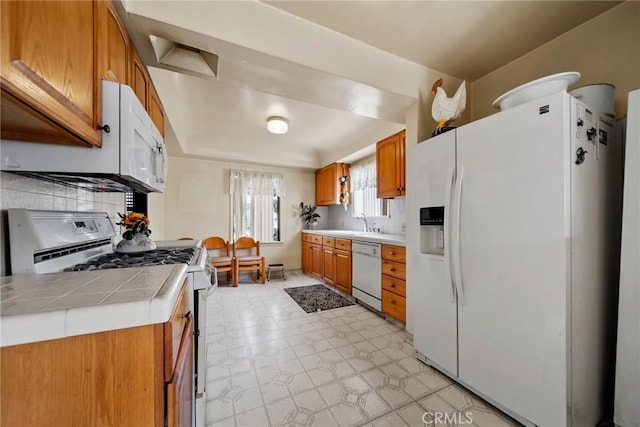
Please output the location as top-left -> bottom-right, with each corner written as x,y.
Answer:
267,116 -> 288,134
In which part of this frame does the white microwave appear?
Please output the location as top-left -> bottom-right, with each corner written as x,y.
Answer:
0,80 -> 167,193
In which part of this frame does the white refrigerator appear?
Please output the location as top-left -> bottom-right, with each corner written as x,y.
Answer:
407,91 -> 623,426
614,89 -> 640,427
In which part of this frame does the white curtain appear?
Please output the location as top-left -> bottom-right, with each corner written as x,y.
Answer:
350,156 -> 383,217
229,170 -> 285,242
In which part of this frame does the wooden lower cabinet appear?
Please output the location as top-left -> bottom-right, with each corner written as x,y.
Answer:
310,243 -> 323,278
301,233 -> 352,295
322,246 -> 335,284
301,240 -> 312,273
381,244 -> 407,323
382,289 -> 406,323
167,320 -> 194,427
0,281 -> 193,427
334,249 -> 352,294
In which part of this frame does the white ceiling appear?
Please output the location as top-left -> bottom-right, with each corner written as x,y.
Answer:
120,0 -> 620,170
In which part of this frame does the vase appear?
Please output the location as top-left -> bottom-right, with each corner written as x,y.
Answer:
307,222 -> 317,230
116,233 -> 157,253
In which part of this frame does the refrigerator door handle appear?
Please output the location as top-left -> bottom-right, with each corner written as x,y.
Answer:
446,167 -> 456,303
453,165 -> 465,305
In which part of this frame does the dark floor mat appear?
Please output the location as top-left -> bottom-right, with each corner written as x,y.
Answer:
284,284 -> 355,313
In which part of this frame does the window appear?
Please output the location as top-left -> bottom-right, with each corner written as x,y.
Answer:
350,156 -> 388,218
125,191 -> 147,215
230,170 -> 285,242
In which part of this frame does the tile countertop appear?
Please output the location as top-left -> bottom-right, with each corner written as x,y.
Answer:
0,264 -> 187,348
302,229 -> 406,246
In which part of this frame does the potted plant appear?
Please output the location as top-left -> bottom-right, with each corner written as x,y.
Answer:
299,202 -> 320,228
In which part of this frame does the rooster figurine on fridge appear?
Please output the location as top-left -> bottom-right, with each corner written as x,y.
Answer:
431,78 -> 467,136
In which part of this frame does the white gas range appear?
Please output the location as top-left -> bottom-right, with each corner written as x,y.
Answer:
6,209 -> 216,400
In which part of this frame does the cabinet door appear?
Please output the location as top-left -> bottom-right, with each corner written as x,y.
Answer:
376,134 -> 401,198
167,319 -> 193,427
315,169 -> 324,205
316,163 -> 347,206
322,247 -> 335,285
148,83 -> 164,137
130,45 -> 148,110
301,241 -> 311,273
324,165 -> 338,204
310,244 -> 323,278
1,1 -> 101,146
398,130 -> 406,195
334,250 -> 352,294
100,0 -> 128,84
316,166 -> 334,206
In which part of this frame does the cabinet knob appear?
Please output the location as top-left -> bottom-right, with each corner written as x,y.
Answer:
391,283 -> 396,288
98,124 -> 111,133
390,268 -> 396,272
391,300 -> 396,304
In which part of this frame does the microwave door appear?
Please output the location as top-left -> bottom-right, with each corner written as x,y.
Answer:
120,86 -> 162,192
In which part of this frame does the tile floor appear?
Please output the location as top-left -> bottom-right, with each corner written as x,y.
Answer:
204,272 -> 519,427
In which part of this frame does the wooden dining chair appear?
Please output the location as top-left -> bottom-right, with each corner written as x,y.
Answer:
202,236 -> 235,286
233,237 -> 266,286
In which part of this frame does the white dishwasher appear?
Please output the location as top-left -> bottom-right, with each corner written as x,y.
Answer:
351,241 -> 382,311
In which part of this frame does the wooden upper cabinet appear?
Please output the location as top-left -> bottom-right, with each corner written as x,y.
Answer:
376,130 -> 406,198
0,1 -> 102,147
130,46 -> 148,110
148,82 -> 165,136
315,169 -> 324,206
99,0 -> 128,84
315,163 -> 350,206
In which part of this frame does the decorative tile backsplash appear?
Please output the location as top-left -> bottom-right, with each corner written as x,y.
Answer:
0,172 -> 126,276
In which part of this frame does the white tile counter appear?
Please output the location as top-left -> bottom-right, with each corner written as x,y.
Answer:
0,264 -> 187,347
302,229 -> 406,246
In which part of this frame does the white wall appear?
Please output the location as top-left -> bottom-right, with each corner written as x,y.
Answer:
471,2 -> 640,120
154,156 -> 316,269
0,172 -> 125,276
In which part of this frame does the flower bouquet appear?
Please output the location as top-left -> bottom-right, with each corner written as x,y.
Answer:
115,212 -> 157,253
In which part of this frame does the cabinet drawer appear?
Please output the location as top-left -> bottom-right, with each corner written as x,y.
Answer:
310,235 -> 323,244
322,236 -> 335,248
382,275 -> 406,297
302,233 -> 312,243
382,290 -> 406,323
335,238 -> 352,251
382,245 -> 406,263
382,260 -> 406,280
164,280 -> 190,381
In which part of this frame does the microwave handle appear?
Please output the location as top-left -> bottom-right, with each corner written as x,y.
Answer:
155,143 -> 168,183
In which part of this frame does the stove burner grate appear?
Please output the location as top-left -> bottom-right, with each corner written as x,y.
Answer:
65,247 -> 197,271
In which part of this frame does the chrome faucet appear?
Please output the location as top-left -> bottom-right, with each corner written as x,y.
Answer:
357,213 -> 369,232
